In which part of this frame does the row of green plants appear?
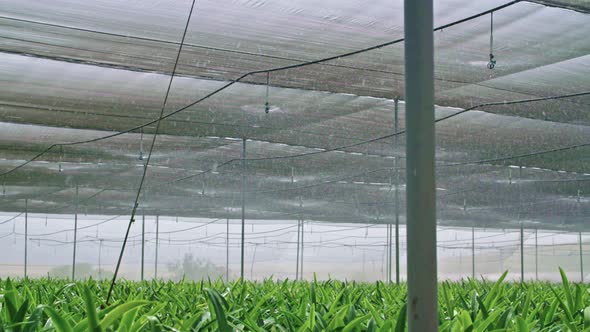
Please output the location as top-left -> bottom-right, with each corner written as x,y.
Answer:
1,269 -> 589,331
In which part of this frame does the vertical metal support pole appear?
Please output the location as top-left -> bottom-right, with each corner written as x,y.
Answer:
472,226 -> 475,279
296,204 -> 301,280
519,166 -> 524,283
155,215 -> 159,279
250,244 -> 257,280
520,222 -> 524,282
240,137 -> 246,280
141,214 -> 145,281
98,239 -> 103,279
72,184 -> 78,280
535,229 -> 538,281
404,0 -> 437,329
226,217 -> 229,282
24,199 -> 28,278
580,232 -> 584,282
394,97 -> 400,285
292,168 -> 300,281
386,223 -> 391,282
300,217 -> 304,279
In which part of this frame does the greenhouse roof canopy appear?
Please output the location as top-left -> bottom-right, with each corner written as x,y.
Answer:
0,0 -> 589,231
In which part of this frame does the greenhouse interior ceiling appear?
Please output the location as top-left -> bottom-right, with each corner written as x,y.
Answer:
1,0 -> 589,227
0,0 -> 590,285
4,0 -> 590,331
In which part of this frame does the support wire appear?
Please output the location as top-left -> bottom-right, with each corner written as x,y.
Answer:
105,0 -> 197,304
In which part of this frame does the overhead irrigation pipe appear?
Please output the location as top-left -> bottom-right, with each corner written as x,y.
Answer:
0,0 -> 521,179
105,0 -> 197,304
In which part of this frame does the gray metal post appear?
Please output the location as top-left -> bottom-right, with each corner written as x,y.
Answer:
240,137 -> 246,280
519,166 -> 524,283
520,222 -> 524,282
250,244 -> 258,280
293,169 -> 301,281
580,232 -> 584,282
24,199 -> 28,278
226,217 -> 229,282
404,0 -> 437,329
472,227 -> 475,279
296,202 -> 301,280
72,184 -> 78,280
386,223 -> 391,282
155,215 -> 159,279
394,97 -> 400,285
300,219 -> 304,279
141,214 -> 145,281
295,220 -> 300,280
98,239 -> 103,279
535,229 -> 538,281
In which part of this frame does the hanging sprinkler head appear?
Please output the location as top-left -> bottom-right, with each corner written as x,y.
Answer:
139,127 -> 145,160
264,72 -> 270,114
58,146 -> 64,173
487,53 -> 496,70
487,12 -> 496,70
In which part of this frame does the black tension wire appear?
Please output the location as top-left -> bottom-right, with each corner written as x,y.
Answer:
105,0 -> 198,305
0,0 -> 521,179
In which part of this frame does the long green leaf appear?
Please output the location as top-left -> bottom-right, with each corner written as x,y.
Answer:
44,306 -> 74,332
204,288 -> 231,332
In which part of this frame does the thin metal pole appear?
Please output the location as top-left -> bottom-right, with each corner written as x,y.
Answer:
300,219 -> 304,280
250,244 -> 257,280
155,215 -> 159,279
535,229 -> 538,281
72,184 -> 78,281
141,214 -> 145,281
520,222 -> 524,282
240,137 -> 246,280
519,166 -> 524,283
580,232 -> 584,282
385,222 -> 392,283
98,239 -> 103,279
296,220 -> 301,279
404,0 -> 437,329
296,209 -> 301,280
226,217 -> 229,282
24,199 -> 28,278
394,96 -> 400,285
472,226 -> 475,279
293,169 -> 300,281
